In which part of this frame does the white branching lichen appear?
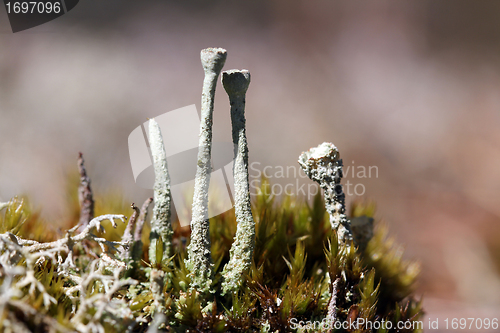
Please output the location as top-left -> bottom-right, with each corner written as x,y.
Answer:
0,212 -> 134,332
298,142 -> 353,242
148,118 -> 173,266
220,69 -> 255,294
185,47 -> 227,294
22,214 -> 127,256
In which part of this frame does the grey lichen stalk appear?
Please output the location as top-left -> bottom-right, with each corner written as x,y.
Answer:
220,69 -> 255,294
148,118 -> 173,265
298,142 -> 353,242
185,48 -> 227,294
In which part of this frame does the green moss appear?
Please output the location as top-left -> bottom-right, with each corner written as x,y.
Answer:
0,175 -> 422,332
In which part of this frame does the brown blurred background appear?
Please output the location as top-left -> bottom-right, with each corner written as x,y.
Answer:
1,1 -> 499,330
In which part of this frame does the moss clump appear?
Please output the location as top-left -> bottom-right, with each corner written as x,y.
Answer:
0,175 -> 422,332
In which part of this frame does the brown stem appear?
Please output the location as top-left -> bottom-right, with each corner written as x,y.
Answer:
327,277 -> 341,332
77,152 -> 95,230
123,203 -> 140,243
134,197 -> 153,242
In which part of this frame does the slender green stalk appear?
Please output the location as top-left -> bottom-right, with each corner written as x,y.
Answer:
185,47 -> 227,294
220,69 -> 255,294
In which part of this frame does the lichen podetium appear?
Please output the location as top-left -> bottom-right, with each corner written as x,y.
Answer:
220,69 -> 255,295
148,118 -> 173,265
298,142 -> 353,242
185,48 -> 227,294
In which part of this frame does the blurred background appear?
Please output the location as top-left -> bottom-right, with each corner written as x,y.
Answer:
1,1 -> 499,330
